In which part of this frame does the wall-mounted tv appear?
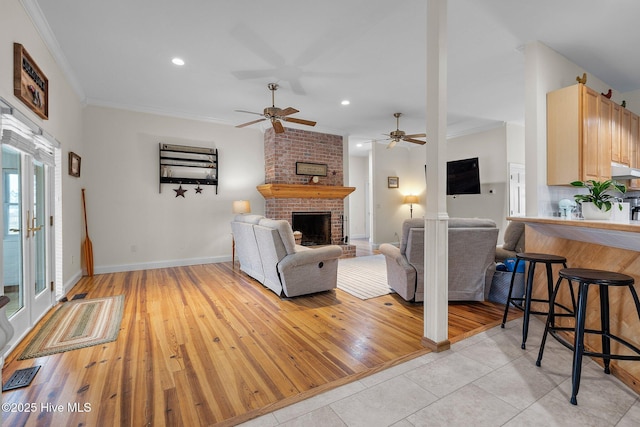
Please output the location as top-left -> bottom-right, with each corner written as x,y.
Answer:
446,157 -> 481,195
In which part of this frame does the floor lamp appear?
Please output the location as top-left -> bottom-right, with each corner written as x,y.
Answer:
403,195 -> 419,218
231,200 -> 251,267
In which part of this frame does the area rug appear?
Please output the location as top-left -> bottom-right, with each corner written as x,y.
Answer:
18,295 -> 124,360
337,254 -> 392,300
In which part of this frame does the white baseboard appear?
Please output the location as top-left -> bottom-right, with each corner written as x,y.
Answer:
94,255 -> 232,275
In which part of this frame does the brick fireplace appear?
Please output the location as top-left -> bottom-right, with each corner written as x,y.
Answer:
258,127 -> 356,256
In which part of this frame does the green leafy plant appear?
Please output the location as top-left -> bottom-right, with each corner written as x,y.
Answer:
570,179 -> 626,211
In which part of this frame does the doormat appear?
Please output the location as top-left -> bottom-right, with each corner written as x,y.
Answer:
18,295 -> 124,360
2,366 -> 41,391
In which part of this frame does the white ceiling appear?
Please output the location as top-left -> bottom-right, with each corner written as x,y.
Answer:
29,0 -> 640,156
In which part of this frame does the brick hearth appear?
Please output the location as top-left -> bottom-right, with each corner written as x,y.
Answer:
261,127 -> 355,257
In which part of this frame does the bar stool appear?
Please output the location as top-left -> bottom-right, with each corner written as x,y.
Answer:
536,268 -> 640,405
501,252 -> 568,349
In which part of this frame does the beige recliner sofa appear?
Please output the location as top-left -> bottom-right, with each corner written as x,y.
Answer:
231,215 -> 343,297
379,218 -> 499,302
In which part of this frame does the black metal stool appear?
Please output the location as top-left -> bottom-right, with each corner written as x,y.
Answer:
501,252 -> 567,349
536,268 -> 640,405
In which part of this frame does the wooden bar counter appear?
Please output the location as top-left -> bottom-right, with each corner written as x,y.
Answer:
509,216 -> 640,394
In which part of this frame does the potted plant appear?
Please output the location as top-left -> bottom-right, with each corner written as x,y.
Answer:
571,179 -> 626,220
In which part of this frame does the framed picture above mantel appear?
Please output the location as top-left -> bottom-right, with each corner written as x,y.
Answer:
13,43 -> 49,120
296,162 -> 328,176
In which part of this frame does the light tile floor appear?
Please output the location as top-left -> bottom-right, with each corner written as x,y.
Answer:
240,317 -> 640,427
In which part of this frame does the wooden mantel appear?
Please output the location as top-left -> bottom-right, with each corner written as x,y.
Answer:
257,184 -> 355,199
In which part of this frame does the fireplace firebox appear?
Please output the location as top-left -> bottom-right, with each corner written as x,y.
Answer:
292,212 -> 331,246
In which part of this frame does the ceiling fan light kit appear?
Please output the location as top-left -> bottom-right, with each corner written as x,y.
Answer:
235,83 -> 316,133
382,112 -> 427,149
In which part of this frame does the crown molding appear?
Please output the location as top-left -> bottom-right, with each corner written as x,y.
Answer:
20,0 -> 86,102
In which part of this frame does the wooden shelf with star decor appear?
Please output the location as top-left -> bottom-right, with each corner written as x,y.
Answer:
159,143 -> 218,194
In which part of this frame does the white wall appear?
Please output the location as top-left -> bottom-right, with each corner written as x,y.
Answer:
524,41 -> 613,217
1,0 -> 85,291
348,156 -> 368,239
370,142 -> 427,245
622,89 -> 640,117
82,106 -> 264,272
506,123 -> 526,165
446,125 -> 511,241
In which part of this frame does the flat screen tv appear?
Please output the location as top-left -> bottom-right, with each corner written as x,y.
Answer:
447,157 -> 481,195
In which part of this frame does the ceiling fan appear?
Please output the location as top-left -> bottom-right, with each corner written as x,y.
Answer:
382,112 -> 427,149
235,83 -> 317,133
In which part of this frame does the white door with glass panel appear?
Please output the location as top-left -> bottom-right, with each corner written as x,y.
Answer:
2,144 -> 54,342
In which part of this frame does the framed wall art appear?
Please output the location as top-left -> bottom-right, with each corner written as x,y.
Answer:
388,176 -> 399,188
14,43 -> 49,120
296,162 -> 328,176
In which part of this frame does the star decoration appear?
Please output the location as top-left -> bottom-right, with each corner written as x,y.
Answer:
174,185 -> 187,198
195,185 -> 203,194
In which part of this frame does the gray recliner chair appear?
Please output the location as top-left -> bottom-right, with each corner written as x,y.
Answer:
379,218 -> 499,302
495,221 -> 525,262
231,215 -> 343,297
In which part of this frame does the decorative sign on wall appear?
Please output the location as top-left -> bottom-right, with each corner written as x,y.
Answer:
13,43 -> 49,120
296,162 -> 328,176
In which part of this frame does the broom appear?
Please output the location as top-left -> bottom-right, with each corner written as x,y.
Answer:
81,188 -> 94,276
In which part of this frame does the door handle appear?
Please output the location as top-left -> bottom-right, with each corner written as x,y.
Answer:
25,211 -> 43,237
26,210 -> 31,238
29,215 -> 43,234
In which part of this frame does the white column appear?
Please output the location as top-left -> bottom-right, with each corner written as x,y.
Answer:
423,0 -> 450,351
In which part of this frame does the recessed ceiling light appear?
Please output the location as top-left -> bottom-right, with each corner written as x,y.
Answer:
341,100 -> 350,106
172,57 -> 185,66
356,143 -> 363,147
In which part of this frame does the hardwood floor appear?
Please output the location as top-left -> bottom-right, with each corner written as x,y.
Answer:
2,261 -> 520,426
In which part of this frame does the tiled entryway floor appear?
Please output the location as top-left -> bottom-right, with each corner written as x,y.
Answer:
241,316 -> 640,426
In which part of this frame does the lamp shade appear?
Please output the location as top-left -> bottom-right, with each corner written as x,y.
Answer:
232,200 -> 251,214
403,195 -> 419,204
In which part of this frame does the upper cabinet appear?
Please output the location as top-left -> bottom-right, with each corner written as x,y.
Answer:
613,105 -> 630,166
547,83 -> 640,186
547,84 -> 610,185
629,114 -> 640,190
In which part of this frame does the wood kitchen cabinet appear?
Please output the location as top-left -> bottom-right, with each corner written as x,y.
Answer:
629,114 -> 640,190
547,84 -> 611,185
615,106 -> 631,166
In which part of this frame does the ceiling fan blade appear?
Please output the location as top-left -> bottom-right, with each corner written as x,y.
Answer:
403,137 -> 427,145
230,24 -> 286,68
272,120 -> 285,133
289,79 -> 306,95
279,107 -> 299,117
404,133 -> 427,138
231,69 -> 278,80
387,140 -> 398,149
282,117 -> 317,127
236,118 -> 267,128
235,109 -> 264,116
